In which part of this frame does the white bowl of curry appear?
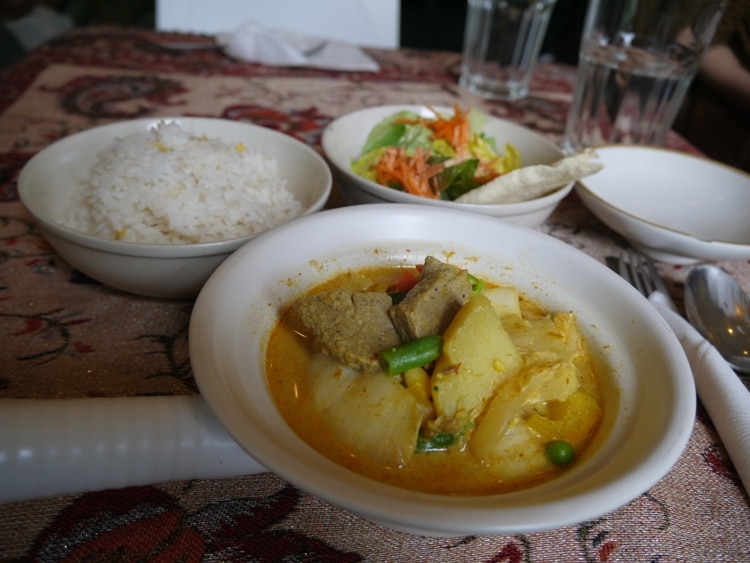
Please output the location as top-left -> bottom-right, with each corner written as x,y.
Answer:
189,203 -> 694,537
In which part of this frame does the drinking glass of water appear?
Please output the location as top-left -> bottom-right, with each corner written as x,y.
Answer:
563,0 -> 728,152
459,0 -> 558,101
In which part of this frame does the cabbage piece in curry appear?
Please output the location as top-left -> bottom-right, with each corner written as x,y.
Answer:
265,256 -> 604,495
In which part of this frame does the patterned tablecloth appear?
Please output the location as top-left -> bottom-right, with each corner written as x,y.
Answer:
0,26 -> 749,562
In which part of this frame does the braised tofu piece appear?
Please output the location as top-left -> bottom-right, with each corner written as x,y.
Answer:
389,256 -> 471,341
295,289 -> 402,372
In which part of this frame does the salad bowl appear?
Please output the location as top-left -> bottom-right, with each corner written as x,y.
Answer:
321,105 -> 573,228
190,203 -> 695,536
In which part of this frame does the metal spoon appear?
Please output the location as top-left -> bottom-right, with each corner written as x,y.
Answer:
685,265 -> 750,375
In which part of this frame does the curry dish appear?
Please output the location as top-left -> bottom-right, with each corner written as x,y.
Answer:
265,257 -> 604,495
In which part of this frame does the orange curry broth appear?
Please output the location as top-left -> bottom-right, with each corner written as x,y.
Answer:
265,266 -> 605,495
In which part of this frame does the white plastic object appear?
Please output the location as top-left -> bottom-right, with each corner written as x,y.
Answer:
0,395 -> 265,504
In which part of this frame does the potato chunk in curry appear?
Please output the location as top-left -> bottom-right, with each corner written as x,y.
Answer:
431,294 -> 522,429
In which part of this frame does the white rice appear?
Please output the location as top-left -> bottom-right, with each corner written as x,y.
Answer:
64,122 -> 303,244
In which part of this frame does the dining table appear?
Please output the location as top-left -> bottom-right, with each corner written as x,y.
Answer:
0,25 -> 749,562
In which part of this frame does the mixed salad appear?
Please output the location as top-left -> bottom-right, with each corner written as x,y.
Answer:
350,105 -> 521,201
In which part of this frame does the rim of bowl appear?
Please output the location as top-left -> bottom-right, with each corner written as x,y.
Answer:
18,117 -> 332,258
576,145 -> 750,246
321,105 -> 573,213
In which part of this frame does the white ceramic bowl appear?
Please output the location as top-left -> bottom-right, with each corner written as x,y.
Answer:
321,105 -> 572,228
576,146 -> 750,264
18,117 -> 332,299
189,203 -> 695,537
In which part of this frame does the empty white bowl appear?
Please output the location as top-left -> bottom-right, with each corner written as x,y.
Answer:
576,146 -> 750,264
189,203 -> 695,536
321,105 -> 573,228
18,117 -> 332,298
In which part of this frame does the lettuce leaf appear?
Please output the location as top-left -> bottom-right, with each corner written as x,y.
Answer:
434,159 -> 481,201
351,147 -> 386,182
430,138 -> 456,161
360,111 -> 419,154
398,123 -> 433,152
470,134 -> 522,175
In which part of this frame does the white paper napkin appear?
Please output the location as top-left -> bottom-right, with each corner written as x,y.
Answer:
649,291 -> 750,495
216,21 -> 380,72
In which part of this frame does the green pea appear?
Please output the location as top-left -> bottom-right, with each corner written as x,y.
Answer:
545,440 -> 575,466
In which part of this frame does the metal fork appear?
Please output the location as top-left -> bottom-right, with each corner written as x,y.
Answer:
613,248 -> 750,496
613,248 -> 680,314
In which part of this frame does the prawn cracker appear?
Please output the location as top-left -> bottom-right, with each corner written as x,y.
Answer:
456,149 -> 604,204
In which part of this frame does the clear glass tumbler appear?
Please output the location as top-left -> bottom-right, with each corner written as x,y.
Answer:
563,0 -> 728,152
459,0 -> 558,101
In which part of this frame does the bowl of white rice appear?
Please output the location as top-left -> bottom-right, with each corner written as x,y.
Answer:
18,117 -> 332,298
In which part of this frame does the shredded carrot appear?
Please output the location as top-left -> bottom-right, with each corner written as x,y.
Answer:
375,147 -> 442,199
474,173 -> 501,185
376,104 -> 477,197
428,104 -> 471,156
395,104 -> 472,158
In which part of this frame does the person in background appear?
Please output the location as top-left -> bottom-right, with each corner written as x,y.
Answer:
674,0 -> 750,172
